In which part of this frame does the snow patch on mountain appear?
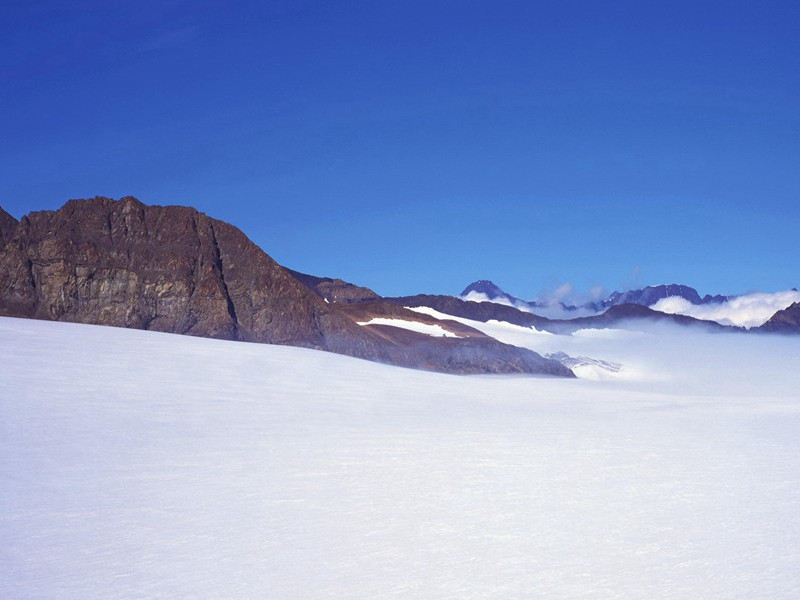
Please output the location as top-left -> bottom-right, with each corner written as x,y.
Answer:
357,317 -> 462,337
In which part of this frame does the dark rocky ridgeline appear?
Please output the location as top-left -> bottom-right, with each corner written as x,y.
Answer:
759,302 -> 800,333
386,294 -> 552,329
284,268 -> 381,303
599,284 -> 728,308
387,294 -> 734,334
0,197 -> 572,376
601,284 -> 703,307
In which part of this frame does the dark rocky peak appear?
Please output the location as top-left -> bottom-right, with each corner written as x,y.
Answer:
759,302 -> 800,334
285,268 -> 381,303
0,206 -> 18,248
602,284 -> 703,307
460,279 -> 524,305
461,280 -> 505,297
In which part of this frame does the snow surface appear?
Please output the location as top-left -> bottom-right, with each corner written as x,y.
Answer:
652,290 -> 800,328
3,316 -> 800,598
356,317 -> 461,337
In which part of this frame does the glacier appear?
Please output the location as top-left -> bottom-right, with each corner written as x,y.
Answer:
2,316 -> 800,598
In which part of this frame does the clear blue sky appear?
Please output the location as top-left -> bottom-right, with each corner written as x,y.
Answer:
1,1 -> 798,300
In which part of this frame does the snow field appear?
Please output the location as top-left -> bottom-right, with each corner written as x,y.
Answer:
2,316 -> 800,598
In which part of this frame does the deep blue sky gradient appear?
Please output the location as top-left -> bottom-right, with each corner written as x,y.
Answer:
1,0 -> 798,299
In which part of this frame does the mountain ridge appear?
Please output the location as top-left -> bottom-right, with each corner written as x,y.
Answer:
0,197 -> 571,377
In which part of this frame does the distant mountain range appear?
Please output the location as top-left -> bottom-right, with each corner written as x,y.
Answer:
460,279 -> 729,313
0,197 -> 796,379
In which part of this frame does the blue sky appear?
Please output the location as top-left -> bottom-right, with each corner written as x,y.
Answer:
1,1 -> 798,300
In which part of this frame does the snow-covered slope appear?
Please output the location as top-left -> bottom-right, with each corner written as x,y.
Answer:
2,316 -> 800,598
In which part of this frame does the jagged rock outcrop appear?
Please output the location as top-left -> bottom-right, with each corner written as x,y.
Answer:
0,197 -> 572,376
760,302 -> 800,333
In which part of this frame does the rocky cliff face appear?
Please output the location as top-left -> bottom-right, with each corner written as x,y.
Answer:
0,197 -> 396,357
0,197 -> 572,376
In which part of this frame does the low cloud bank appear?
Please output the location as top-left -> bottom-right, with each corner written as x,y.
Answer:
460,290 -> 602,319
652,290 -> 800,328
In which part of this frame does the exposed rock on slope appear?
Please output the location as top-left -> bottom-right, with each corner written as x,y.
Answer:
760,302 -> 800,333
0,197 -> 369,348
0,197 -> 571,376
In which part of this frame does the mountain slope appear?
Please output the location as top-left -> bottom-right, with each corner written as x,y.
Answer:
387,294 -> 731,334
760,302 -> 800,333
0,197 -> 569,376
285,267 -> 381,303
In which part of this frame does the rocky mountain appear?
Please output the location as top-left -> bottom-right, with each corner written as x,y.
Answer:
460,280 -> 524,305
458,279 -> 730,315
599,284 -> 727,308
760,302 -> 800,333
387,294 -> 732,334
0,197 -> 571,377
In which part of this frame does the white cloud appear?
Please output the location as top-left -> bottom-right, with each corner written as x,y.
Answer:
461,289 -> 602,320
652,290 -> 800,329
